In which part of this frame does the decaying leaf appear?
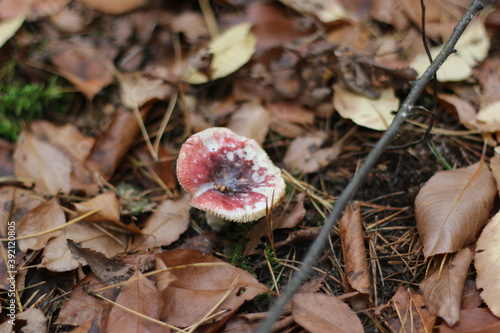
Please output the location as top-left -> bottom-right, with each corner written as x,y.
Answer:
157,249 -> 269,328
339,203 -> 371,306
415,162 -> 496,257
17,198 -> 66,252
14,130 -> 73,195
106,270 -> 165,333
333,84 -> 398,131
292,292 -> 364,333
184,22 -> 257,84
420,247 -> 474,326
387,286 -> 436,333
475,210 -> 500,317
132,195 -> 191,251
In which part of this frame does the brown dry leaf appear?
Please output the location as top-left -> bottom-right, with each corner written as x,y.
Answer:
274,227 -> 321,249
420,247 -> 474,326
106,270 -> 165,333
79,0 -> 148,15
49,41 -> 115,99
388,286 -> 436,333
184,22 -> 257,84
85,107 -> 150,181
439,308 -> 500,333
74,192 -> 121,224
477,101 -> 500,126
157,249 -> 269,328
56,273 -> 111,326
67,239 -> 136,285
17,198 -> 66,253
278,0 -> 348,23
283,132 -> 327,173
0,307 -> 47,333
0,139 -> 14,177
461,280 -> 483,310
177,232 -> 217,254
227,101 -> 271,146
333,84 -> 398,131
339,203 -> 371,303
475,210 -> 500,317
119,71 -> 171,109
490,146 -> 500,194
14,130 -> 73,195
42,222 -> 127,272
244,193 -> 306,256
27,0 -> 70,20
0,187 -> 39,238
170,11 -> 209,43
414,162 -> 496,257
133,144 -> 177,190
292,292 -> 364,333
132,195 -> 191,251
411,19 -> 489,82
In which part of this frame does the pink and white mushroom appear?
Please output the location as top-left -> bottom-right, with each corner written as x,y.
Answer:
176,127 -> 286,223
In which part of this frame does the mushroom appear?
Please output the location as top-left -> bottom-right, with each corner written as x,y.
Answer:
176,127 -> 285,227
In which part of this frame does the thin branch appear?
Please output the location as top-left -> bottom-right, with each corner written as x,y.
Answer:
256,1 -> 484,332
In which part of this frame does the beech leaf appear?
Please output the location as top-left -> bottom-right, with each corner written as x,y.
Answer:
415,162 -> 496,257
475,210 -> 500,317
420,247 -> 473,326
292,292 -> 364,333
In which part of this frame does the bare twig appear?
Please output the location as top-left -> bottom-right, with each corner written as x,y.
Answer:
256,1 -> 484,331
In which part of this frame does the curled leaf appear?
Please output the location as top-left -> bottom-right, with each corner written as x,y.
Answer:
415,162 -> 496,257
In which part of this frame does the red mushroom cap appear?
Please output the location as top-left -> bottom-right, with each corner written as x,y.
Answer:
176,127 -> 285,222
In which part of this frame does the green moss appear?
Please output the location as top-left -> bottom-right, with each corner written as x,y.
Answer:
0,77 -> 68,141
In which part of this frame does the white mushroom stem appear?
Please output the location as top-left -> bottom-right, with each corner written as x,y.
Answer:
205,212 -> 230,231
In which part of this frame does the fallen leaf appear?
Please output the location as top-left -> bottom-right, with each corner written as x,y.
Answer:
278,0 -> 348,23
56,273 -> 112,326
157,249 -> 269,328
0,0 -> 29,47
74,192 -> 121,224
14,130 -> 73,195
387,286 -> 436,333
415,162 -> 496,257
292,292 -> 364,333
461,280 -> 483,310
475,209 -> 500,317
79,0 -> 148,15
274,227 -> 321,249
48,41 -> 115,99
339,203 -> 371,306
333,84 -> 398,131
490,146 -> 500,194
170,11 -> 209,43
42,222 -> 127,272
132,195 -> 191,251
106,270 -> 165,333
477,100 -> 500,125
177,232 -> 217,254
439,308 -> 500,333
185,22 -> 257,84
411,19 -> 489,82
0,307 -> 47,333
85,107 -> 151,181
244,193 -> 306,256
119,71 -> 171,109
420,247 -> 474,326
227,101 -> 271,146
17,198 -> 66,252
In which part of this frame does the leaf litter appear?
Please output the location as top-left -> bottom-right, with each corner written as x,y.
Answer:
1,0 -> 500,332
